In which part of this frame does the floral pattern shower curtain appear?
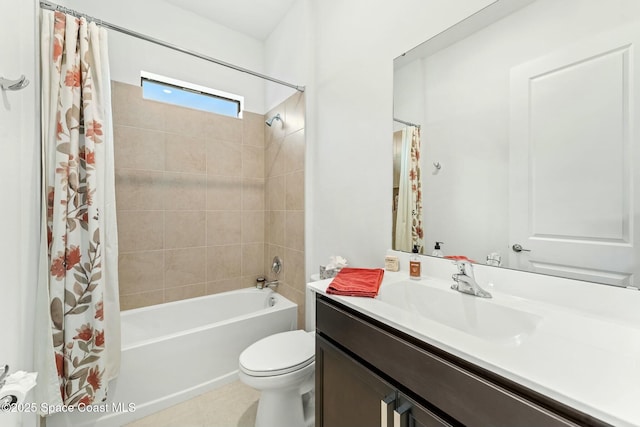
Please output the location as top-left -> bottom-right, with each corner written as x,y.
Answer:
36,10 -> 120,411
395,126 -> 424,252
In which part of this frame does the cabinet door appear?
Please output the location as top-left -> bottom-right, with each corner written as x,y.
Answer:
316,335 -> 397,427
395,393 -> 452,427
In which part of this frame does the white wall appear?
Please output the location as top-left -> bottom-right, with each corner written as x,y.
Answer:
0,0 -> 39,425
303,0 -> 495,272
54,0 -> 269,113
394,0 -> 640,263
264,0 -> 311,112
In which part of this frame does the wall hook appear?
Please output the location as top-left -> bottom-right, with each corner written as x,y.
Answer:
433,162 -> 442,170
1,75 -> 29,91
0,365 -> 8,388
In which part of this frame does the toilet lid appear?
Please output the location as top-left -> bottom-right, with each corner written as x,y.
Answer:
239,330 -> 315,377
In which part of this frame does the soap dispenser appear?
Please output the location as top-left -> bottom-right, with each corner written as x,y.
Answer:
432,241 -> 444,257
409,245 -> 421,280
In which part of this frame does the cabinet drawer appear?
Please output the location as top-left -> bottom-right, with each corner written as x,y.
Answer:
317,296 -> 607,427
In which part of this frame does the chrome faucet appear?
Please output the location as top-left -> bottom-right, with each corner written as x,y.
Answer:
256,278 -> 279,290
264,279 -> 279,289
451,261 -> 492,298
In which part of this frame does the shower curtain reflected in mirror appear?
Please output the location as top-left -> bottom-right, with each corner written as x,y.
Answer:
36,10 -> 120,413
394,126 -> 424,253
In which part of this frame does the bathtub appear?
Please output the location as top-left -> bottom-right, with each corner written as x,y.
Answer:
47,287 -> 297,427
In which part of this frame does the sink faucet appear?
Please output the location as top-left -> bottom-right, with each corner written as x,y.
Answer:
451,261 -> 492,298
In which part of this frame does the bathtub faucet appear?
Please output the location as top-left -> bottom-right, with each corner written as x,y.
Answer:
264,279 -> 279,290
256,277 -> 279,290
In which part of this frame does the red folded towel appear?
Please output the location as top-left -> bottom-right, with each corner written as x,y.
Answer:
326,267 -> 385,298
444,255 -> 477,263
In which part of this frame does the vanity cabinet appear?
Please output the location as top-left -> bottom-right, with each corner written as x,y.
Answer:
315,295 -> 609,427
317,334 -> 449,427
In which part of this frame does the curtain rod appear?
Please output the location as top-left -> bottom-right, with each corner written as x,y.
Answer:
39,1 -> 305,93
393,118 -> 421,129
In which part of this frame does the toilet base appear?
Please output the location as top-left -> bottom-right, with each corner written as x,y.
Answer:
255,386 -> 314,427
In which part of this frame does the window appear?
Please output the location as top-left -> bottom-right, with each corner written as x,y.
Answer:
140,71 -> 244,118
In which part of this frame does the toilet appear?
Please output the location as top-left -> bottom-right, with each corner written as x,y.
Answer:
239,329 -> 316,427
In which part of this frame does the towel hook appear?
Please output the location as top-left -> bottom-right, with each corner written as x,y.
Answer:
1,75 -> 29,91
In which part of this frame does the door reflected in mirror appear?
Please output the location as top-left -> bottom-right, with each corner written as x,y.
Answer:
393,0 -> 640,287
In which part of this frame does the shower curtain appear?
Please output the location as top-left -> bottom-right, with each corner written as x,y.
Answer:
35,10 -> 120,412
395,126 -> 424,252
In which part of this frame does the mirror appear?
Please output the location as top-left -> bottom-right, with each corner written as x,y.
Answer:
393,0 -> 640,287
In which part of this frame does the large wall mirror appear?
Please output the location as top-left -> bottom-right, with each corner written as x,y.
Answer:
393,0 -> 640,288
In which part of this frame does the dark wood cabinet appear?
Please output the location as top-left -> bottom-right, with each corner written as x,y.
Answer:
317,334 -> 450,427
315,294 -> 610,427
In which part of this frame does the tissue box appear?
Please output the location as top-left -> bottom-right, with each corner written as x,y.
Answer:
319,265 -> 342,280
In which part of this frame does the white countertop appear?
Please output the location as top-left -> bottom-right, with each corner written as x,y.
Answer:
308,268 -> 640,427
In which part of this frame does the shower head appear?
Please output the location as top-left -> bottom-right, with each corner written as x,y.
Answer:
265,113 -> 282,127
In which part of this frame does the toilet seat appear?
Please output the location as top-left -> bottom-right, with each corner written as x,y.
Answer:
239,330 -> 315,377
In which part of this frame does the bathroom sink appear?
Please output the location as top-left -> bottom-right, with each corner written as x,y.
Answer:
377,281 -> 541,345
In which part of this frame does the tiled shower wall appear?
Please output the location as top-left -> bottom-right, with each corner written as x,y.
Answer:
113,81 -> 266,310
264,93 -> 306,327
113,81 -> 305,324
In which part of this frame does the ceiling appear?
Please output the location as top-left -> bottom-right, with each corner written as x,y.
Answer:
164,0 -> 299,40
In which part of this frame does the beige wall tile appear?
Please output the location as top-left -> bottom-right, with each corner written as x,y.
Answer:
285,211 -> 305,252
165,211 -> 206,248
242,179 -> 265,211
165,247 -> 206,288
283,248 -> 306,292
242,211 -> 264,244
266,175 -> 285,211
243,112 -> 265,147
118,251 -> 164,295
207,245 -> 242,281
120,290 -> 164,311
113,84 -> 303,310
284,129 -> 305,174
115,169 -> 165,211
276,284 -> 305,330
114,126 -> 165,171
267,211 -> 285,247
285,171 -> 305,211
206,139 -> 242,177
241,275 -> 263,288
163,104 -> 214,139
206,175 -> 242,210
117,211 -> 164,252
163,173 -> 206,210
165,133 -> 206,174
265,137 -> 285,178
206,278 -> 243,295
165,283 -> 207,303
206,211 -> 241,246
242,243 -> 265,276
212,114 -> 243,143
112,82 -> 167,130
242,146 -> 265,179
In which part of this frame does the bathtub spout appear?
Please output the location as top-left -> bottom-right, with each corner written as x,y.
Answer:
255,278 -> 279,290
265,280 -> 279,290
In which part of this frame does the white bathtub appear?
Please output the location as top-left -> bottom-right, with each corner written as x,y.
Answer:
47,288 -> 297,427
